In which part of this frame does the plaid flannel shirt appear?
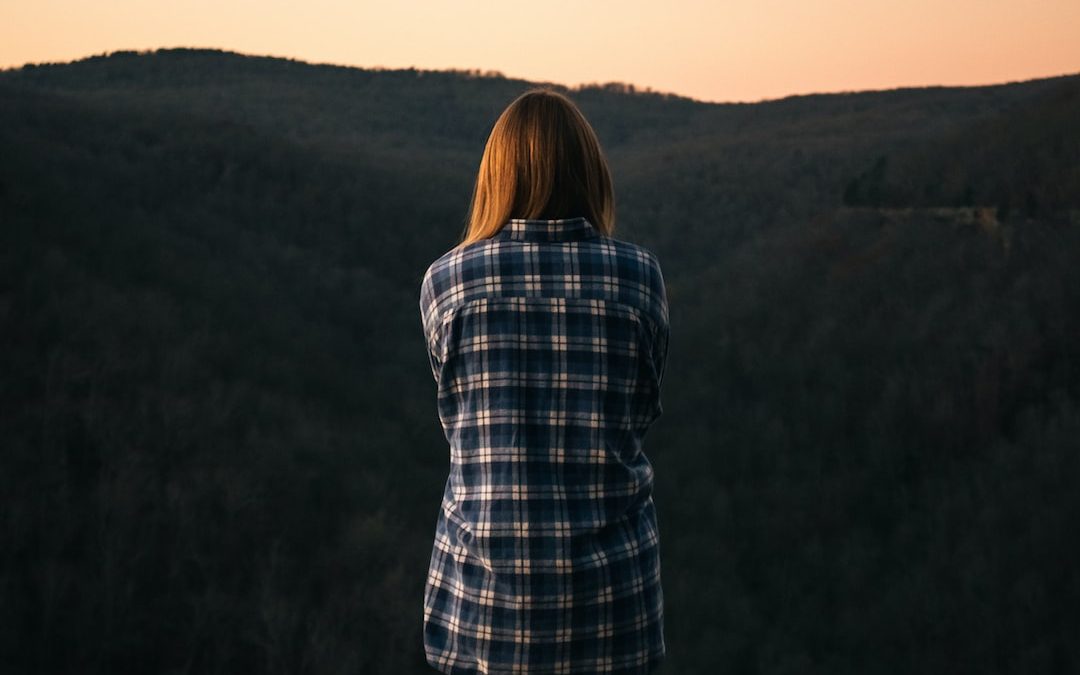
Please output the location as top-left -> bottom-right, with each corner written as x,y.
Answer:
419,216 -> 669,674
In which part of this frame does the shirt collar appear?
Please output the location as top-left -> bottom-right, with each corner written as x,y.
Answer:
494,216 -> 601,243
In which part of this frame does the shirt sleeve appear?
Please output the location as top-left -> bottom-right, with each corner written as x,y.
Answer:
653,316 -> 670,391
419,266 -> 442,383
649,254 -> 670,390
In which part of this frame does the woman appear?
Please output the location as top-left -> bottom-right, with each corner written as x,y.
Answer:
419,87 -> 670,674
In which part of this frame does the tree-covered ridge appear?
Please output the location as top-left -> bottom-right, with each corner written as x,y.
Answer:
843,81 -> 1080,216
1,49 -> 1077,674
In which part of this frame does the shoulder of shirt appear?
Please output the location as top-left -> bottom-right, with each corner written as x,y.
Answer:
605,236 -> 664,269
621,240 -> 667,330
424,236 -> 660,277
419,241 -> 481,331
602,237 -> 667,307
421,235 -> 667,326
422,239 -> 483,284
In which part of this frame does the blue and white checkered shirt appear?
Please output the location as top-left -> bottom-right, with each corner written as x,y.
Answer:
419,216 -> 669,674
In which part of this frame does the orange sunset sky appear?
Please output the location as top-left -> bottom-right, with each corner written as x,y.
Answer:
3,0 -> 1079,103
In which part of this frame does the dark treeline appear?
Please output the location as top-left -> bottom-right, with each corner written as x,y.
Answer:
843,82 -> 1080,216
1,48 -> 1077,674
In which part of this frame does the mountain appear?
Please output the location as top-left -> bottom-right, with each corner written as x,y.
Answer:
2,48 -> 1078,674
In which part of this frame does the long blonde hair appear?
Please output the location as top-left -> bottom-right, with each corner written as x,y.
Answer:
458,87 -> 616,246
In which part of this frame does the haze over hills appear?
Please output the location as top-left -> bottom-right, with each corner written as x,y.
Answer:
2,48 -> 1078,674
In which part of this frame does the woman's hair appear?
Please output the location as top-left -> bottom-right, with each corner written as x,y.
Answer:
458,87 -> 616,246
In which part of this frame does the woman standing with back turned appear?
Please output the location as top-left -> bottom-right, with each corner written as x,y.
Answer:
419,87 -> 670,674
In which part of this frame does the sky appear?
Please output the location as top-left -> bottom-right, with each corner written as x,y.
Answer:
3,0 -> 1079,103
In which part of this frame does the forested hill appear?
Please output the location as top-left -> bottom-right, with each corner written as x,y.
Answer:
2,48 -> 1078,674
4,47 -> 1078,274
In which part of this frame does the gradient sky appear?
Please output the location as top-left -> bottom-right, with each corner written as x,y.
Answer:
3,0 -> 1079,103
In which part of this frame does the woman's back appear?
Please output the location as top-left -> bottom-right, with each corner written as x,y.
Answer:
420,215 -> 669,674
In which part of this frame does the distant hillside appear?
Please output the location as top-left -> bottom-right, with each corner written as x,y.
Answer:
843,80 -> 1080,216
1,48 -> 1078,675
4,48 -> 1077,272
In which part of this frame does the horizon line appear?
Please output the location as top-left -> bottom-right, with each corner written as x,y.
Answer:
4,45 -> 1079,107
